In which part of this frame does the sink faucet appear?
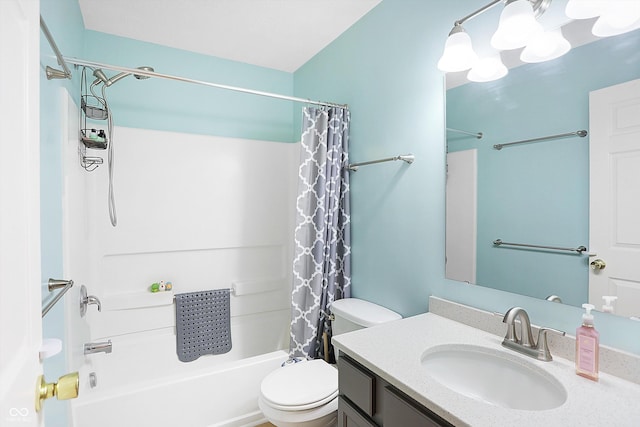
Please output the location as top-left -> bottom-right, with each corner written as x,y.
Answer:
84,340 -> 112,355
502,307 -> 565,362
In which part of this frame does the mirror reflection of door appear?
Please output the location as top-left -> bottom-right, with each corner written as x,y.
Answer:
446,149 -> 477,284
589,79 -> 640,318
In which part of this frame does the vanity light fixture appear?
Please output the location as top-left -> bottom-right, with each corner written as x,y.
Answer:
491,0 -> 546,50
566,0 -> 640,37
467,54 -> 509,82
520,28 -> 571,63
438,0 -> 552,77
437,0 -> 506,73
564,0 -> 604,19
438,0 -> 638,82
437,24 -> 478,72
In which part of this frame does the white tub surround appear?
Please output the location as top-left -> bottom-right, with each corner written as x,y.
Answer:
60,93 -> 299,427
332,303 -> 640,426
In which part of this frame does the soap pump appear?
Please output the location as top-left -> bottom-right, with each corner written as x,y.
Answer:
602,296 -> 618,314
575,303 -> 599,381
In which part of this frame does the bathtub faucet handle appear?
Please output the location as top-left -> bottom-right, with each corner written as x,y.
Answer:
80,285 -> 102,317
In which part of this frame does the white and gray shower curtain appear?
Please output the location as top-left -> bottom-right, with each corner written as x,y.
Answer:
289,106 -> 351,361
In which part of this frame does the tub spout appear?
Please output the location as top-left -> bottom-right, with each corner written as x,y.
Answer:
84,340 -> 112,355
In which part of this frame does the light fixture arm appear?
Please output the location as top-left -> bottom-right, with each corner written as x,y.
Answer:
447,24 -> 465,37
529,0 -> 552,18
453,0 -> 551,27
455,0 -> 503,27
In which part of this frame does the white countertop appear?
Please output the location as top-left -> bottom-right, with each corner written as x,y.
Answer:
332,312 -> 640,427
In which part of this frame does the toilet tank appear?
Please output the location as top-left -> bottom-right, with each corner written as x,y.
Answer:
330,298 -> 402,336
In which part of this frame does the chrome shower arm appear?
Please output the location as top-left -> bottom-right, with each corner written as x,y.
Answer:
91,66 -> 154,87
106,72 -> 129,86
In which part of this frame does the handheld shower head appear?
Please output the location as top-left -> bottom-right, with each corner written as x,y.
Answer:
92,69 -> 111,86
92,66 -> 155,86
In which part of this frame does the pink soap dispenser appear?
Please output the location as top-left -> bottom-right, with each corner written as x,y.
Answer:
575,303 -> 599,381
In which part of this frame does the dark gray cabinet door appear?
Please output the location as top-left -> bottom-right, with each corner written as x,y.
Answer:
338,355 -> 454,427
338,356 -> 376,416
383,386 -> 451,427
338,397 -> 378,427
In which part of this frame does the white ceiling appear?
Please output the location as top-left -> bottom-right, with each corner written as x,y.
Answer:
78,0 -> 382,72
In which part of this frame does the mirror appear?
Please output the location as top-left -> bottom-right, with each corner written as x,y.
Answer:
445,19 -> 640,316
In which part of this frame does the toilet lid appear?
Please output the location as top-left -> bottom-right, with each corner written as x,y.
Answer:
261,359 -> 338,410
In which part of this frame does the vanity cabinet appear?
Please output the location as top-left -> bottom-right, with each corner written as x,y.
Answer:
339,398 -> 377,427
338,354 -> 453,427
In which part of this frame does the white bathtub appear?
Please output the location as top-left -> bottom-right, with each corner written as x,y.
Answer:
61,123 -> 298,427
72,346 -> 289,427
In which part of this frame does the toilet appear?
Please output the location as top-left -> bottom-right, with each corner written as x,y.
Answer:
258,298 -> 402,427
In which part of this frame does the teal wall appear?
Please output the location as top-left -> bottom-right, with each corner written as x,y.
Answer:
295,0 -> 451,318
81,31 -> 295,142
447,30 -> 640,307
40,1 -> 84,425
294,0 -> 640,354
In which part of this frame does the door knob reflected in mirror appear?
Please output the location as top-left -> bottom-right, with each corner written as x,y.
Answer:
590,259 -> 606,270
80,284 -> 102,317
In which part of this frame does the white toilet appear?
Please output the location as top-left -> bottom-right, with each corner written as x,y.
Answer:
258,298 -> 402,427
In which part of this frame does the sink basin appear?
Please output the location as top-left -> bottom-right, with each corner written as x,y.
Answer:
421,344 -> 567,411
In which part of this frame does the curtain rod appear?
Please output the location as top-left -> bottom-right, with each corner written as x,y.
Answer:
40,17 -> 72,79
63,57 -> 346,109
42,279 -> 74,318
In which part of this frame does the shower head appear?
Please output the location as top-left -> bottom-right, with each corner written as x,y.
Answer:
92,66 -> 155,87
133,66 -> 154,80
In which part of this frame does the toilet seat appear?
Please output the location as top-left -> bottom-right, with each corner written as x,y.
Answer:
260,359 -> 338,411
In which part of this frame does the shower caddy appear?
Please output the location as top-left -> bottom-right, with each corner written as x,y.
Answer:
78,67 -> 108,171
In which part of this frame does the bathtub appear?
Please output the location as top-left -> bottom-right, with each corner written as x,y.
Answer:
61,121 -> 299,427
72,344 -> 289,427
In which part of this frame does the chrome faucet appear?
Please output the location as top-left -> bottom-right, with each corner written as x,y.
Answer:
502,307 -> 565,362
84,340 -> 112,355
545,295 -> 563,303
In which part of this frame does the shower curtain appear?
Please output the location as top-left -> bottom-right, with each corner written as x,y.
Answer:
289,106 -> 351,361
